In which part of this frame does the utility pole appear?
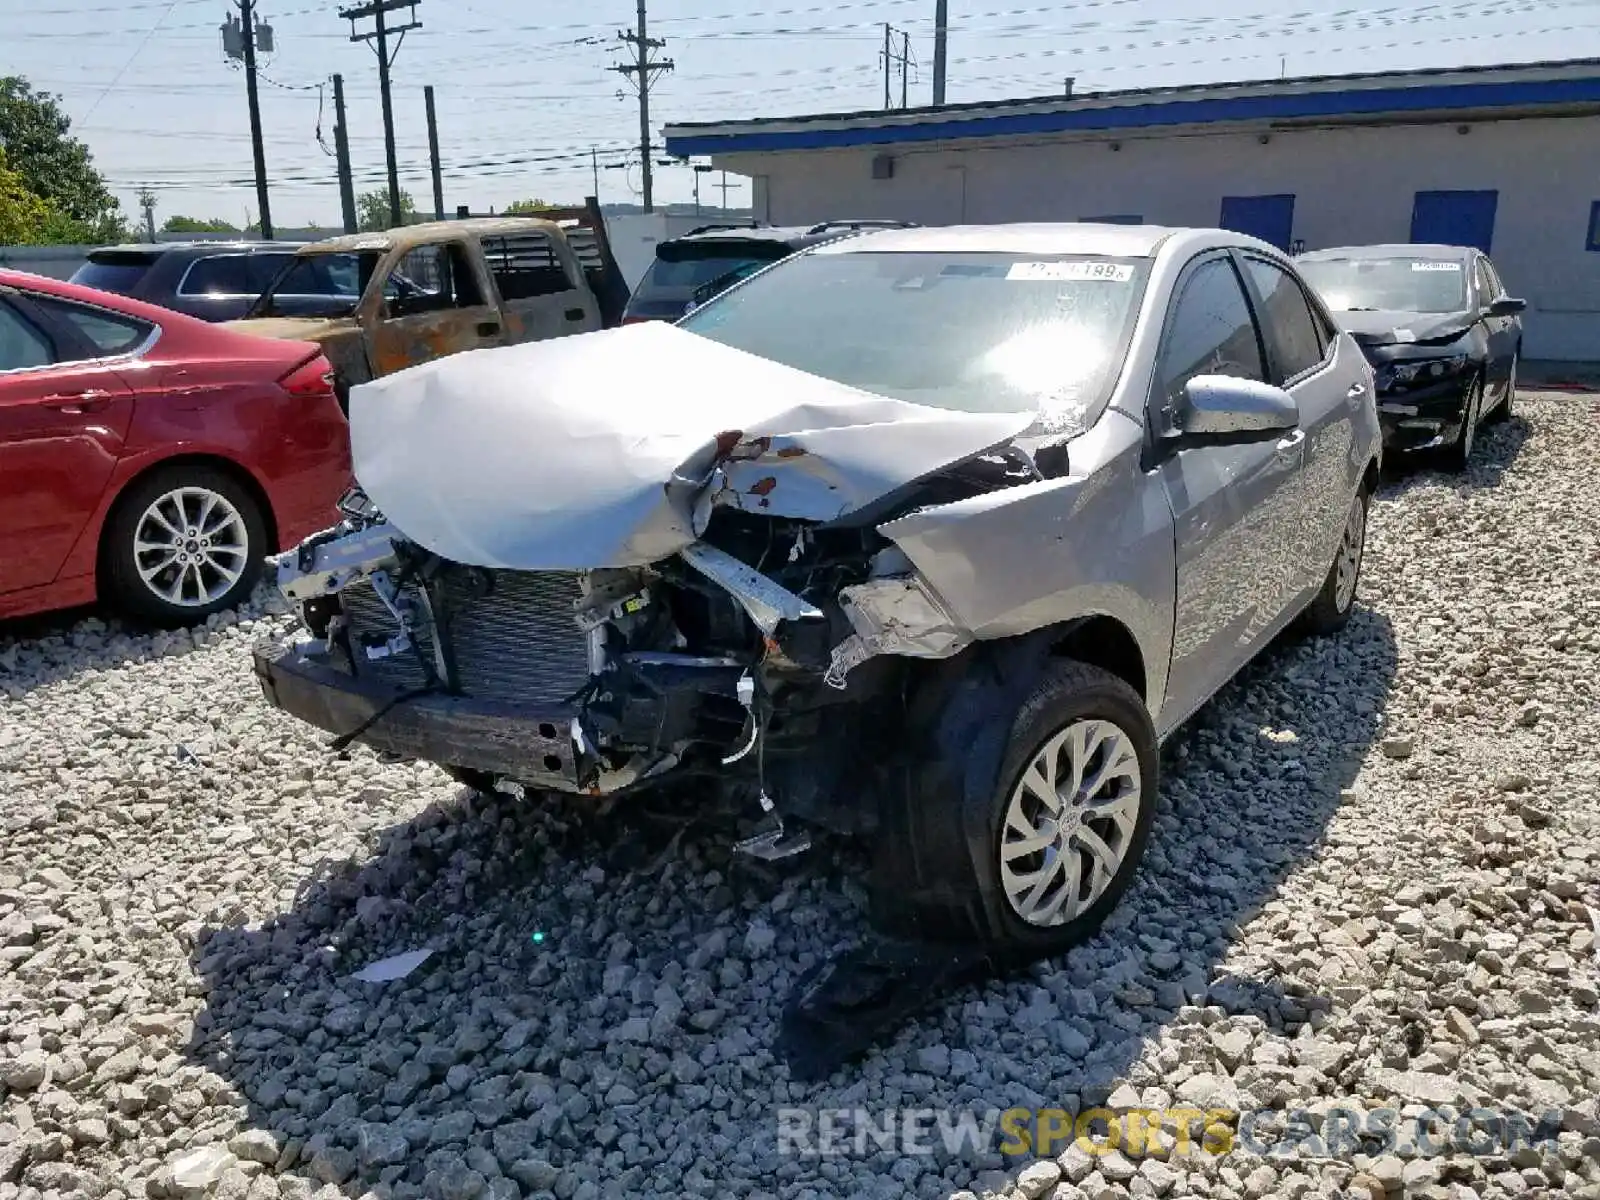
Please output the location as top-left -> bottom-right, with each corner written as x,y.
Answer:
340,0 -> 421,228
611,0 -> 673,213
881,25 -> 911,110
591,148 -> 600,200
332,73 -> 357,233
932,0 -> 949,106
902,30 -> 910,108
715,170 -> 743,209
138,190 -> 157,243
424,85 -> 444,221
883,24 -> 891,110
222,1 -> 274,238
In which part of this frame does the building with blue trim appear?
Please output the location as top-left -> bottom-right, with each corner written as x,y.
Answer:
664,58 -> 1600,360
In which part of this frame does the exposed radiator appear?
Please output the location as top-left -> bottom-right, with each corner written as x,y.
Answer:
339,570 -> 591,706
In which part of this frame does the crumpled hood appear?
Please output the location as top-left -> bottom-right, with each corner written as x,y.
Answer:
349,321 -> 1034,570
1332,308 -> 1475,348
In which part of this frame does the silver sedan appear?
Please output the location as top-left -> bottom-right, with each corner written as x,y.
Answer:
255,221 -> 1382,961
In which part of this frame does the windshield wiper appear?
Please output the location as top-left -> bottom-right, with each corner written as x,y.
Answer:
1342,306 -> 1381,312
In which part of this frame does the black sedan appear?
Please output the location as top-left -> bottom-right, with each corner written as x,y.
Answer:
1296,243 -> 1524,468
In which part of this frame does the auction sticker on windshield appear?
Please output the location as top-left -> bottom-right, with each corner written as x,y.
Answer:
1007,261 -> 1134,282
1411,262 -> 1462,272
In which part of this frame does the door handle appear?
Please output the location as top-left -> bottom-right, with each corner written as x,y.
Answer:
42,389 -> 112,414
476,321 -> 500,338
563,308 -> 585,321
1275,428 -> 1306,455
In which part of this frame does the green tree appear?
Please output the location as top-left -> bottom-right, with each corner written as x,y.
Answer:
0,76 -> 126,242
356,188 -> 416,231
504,197 -> 552,214
162,215 -> 241,234
0,147 -> 51,244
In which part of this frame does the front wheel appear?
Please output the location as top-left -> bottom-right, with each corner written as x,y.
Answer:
102,466 -> 268,626
1443,374 -> 1484,472
872,659 -> 1159,961
1299,488 -> 1367,636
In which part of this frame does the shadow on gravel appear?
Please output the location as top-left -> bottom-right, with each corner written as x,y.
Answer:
183,603 -> 1398,1199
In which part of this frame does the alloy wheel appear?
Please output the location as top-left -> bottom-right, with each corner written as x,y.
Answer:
999,718 -> 1143,928
1334,493 -> 1366,614
132,487 -> 250,609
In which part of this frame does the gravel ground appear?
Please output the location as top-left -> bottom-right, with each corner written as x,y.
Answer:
2,392 -> 1599,1200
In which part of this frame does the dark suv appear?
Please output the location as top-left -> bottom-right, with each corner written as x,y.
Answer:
621,220 -> 918,323
69,241 -> 308,322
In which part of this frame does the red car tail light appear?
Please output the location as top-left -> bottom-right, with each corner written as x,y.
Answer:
279,356 -> 337,399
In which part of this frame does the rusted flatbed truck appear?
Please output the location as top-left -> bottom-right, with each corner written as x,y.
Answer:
227,198 -> 629,402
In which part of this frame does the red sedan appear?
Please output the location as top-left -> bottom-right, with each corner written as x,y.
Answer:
0,269 -> 350,626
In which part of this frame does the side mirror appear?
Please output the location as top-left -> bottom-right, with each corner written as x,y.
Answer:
1176,374 -> 1299,444
1488,296 -> 1526,317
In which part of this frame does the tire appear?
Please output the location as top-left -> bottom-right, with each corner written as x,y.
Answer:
102,465 -> 268,626
1443,373 -> 1484,472
1299,487 -> 1368,636
1486,352 -> 1516,424
871,658 -> 1158,962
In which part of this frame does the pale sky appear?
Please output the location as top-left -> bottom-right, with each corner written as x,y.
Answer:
4,0 -> 1598,228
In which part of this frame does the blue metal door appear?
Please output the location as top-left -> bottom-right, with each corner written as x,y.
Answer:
1410,190 -> 1498,253
1219,194 -> 1296,250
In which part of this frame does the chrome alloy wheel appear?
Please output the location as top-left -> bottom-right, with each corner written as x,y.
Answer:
132,487 -> 250,608
999,718 -> 1143,927
1334,492 -> 1367,615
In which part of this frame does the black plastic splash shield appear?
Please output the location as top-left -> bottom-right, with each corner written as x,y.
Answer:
777,936 -> 1000,1082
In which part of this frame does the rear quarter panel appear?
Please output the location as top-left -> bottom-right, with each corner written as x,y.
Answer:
51,357 -> 351,586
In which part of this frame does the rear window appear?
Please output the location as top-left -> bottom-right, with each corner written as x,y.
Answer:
641,241 -> 792,295
69,252 -> 160,296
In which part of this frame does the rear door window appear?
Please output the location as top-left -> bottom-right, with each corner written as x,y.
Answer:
480,233 -> 576,300
247,253 -> 296,294
30,296 -> 155,359
0,302 -> 55,370
179,255 -> 253,297
69,252 -> 160,296
1242,256 -> 1330,382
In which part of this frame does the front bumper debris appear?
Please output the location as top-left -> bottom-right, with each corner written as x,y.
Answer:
1376,375 -> 1474,452
254,640 -> 585,787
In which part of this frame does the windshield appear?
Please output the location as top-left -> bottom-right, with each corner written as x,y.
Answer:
1297,256 -> 1469,314
251,251 -> 375,318
676,250 -> 1150,435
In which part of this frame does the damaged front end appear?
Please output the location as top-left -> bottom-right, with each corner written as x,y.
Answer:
252,322 -> 1048,839
253,459 -> 1028,837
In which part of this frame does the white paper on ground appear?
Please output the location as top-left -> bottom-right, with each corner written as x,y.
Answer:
349,948 -> 434,983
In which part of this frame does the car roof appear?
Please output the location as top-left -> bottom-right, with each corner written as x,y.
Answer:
814,222 -> 1203,258
1298,243 -> 1475,262
301,217 -> 567,255
87,241 -> 306,256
